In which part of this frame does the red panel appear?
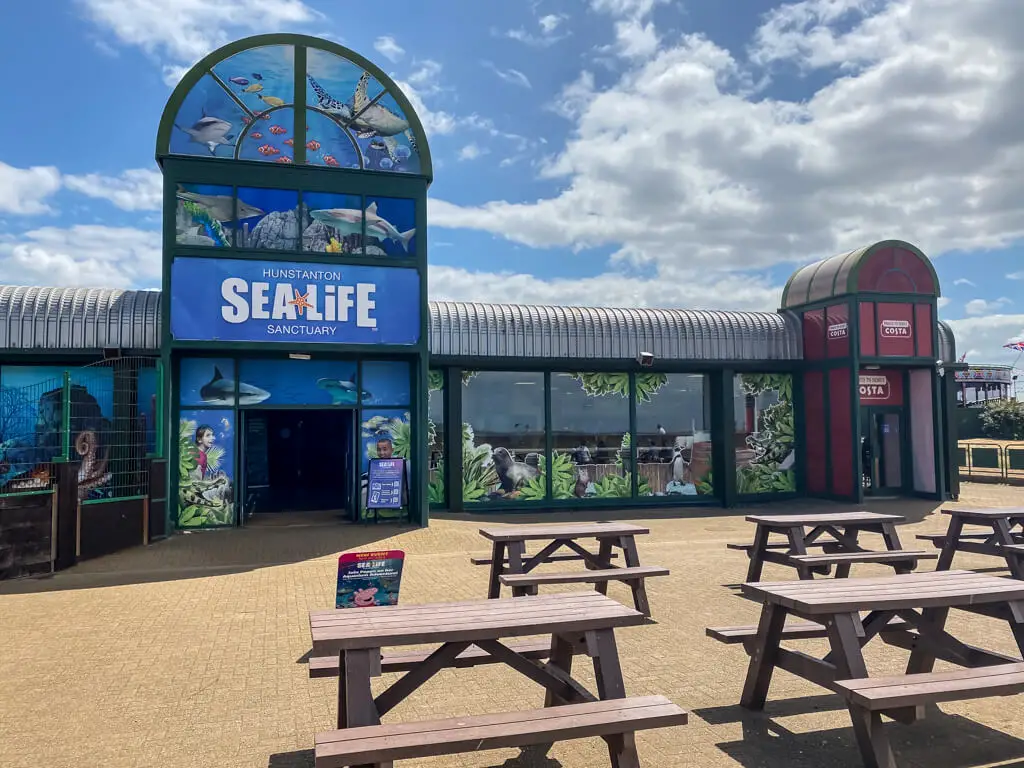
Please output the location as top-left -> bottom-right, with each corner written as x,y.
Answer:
915,303 -> 933,357
803,309 -> 826,360
826,303 -> 850,358
804,371 -> 827,494
828,368 -> 854,497
859,302 -> 876,356
858,369 -> 903,406
855,247 -> 895,292
894,248 -> 936,294
856,246 -> 936,295
876,302 -> 915,357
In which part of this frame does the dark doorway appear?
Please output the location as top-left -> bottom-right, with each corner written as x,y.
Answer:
242,409 -> 355,518
861,407 -> 906,496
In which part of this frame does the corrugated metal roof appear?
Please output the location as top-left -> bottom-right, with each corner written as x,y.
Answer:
0,286 -> 161,351
938,320 -> 957,364
428,302 -> 803,361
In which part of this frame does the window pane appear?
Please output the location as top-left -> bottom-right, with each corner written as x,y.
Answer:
428,370 -> 445,506
734,374 -> 797,494
462,371 -> 546,503
551,373 -> 631,499
635,374 -> 714,497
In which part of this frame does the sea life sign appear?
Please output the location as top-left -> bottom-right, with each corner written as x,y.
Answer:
170,257 -> 420,344
336,550 -> 405,608
367,457 -> 406,510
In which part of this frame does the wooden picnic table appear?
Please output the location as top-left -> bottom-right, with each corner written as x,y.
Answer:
309,591 -> 681,767
920,507 -> 1024,579
477,522 -> 667,616
733,570 -> 1024,767
736,511 -> 935,581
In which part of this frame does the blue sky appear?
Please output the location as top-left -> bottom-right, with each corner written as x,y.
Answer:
0,0 -> 1022,369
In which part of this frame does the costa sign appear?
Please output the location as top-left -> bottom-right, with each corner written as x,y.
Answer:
880,319 -> 912,338
859,374 -> 890,402
827,322 -> 848,339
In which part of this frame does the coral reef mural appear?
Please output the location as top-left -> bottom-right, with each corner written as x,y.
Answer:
234,188 -> 299,250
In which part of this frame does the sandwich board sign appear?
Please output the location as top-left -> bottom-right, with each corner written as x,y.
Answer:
336,550 -> 405,609
366,457 -> 407,523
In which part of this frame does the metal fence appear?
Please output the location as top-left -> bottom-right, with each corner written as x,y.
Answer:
957,442 -> 1024,484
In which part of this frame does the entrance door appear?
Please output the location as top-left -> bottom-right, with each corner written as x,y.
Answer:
861,408 -> 905,495
242,409 -> 356,518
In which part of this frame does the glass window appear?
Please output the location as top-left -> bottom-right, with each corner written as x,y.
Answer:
237,358 -> 356,406
363,197 -> 416,257
235,188 -> 299,250
462,371 -> 546,503
178,408 -> 236,527
175,184 -> 234,247
179,358 -> 235,406
303,192 -> 363,254
361,361 -> 410,406
734,373 -> 796,494
551,373 -> 631,499
359,408 -> 412,520
428,370 -> 445,506
635,374 -> 714,497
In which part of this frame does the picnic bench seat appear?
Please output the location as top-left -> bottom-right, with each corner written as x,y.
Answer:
313,695 -> 687,767
835,663 -> 1024,710
707,618 -> 912,645
470,552 -> 619,566
308,638 -> 564,678
500,566 -> 669,616
788,550 -> 936,574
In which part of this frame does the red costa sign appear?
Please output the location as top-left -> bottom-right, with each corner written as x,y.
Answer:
859,374 -> 890,402
827,322 -> 848,339
879,319 -> 912,338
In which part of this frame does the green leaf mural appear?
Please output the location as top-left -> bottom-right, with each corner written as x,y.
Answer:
736,373 -> 796,495
177,417 -> 234,528
428,370 -> 444,392
363,413 -> 412,460
569,372 -> 668,401
461,423 -> 500,502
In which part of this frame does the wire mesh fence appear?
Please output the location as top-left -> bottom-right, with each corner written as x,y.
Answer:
0,357 -> 163,500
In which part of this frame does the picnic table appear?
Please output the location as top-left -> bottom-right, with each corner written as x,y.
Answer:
918,507 -> 1024,579
710,570 -> 1024,768
477,522 -> 669,616
308,591 -> 686,767
733,511 -> 935,581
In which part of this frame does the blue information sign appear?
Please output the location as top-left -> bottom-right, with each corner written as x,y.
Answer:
367,458 -> 406,510
170,257 -> 420,345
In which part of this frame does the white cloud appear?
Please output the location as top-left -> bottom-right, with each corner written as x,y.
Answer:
504,13 -> 570,47
953,278 -> 976,287
374,35 -> 405,62
1009,271 -> 1024,279
483,61 -> 532,88
0,162 -> 62,215
63,169 -> 162,212
429,0 -> 1024,301
966,297 -> 1012,316
539,14 -> 566,34
0,225 -> 161,288
945,314 -> 1024,362
458,144 -> 487,161
77,0 -> 320,66
937,296 -> 951,309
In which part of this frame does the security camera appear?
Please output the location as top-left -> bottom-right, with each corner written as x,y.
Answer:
638,352 -> 654,367
935,359 -> 945,368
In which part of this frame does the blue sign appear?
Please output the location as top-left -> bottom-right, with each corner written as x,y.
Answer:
367,458 -> 405,509
170,257 -> 420,345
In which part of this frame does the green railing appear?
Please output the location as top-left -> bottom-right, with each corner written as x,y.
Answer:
958,442 -> 1024,483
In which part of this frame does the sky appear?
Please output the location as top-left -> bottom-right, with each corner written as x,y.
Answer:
0,0 -> 1023,370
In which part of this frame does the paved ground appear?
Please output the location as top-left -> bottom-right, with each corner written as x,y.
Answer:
3,484 -> 1024,768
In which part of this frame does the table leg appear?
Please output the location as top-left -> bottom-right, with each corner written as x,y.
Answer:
545,633 -> 576,707
826,613 -> 895,768
487,541 -> 506,599
619,535 -> 651,616
835,527 -> 863,578
740,602 -> 787,710
935,516 -> 964,571
786,527 -> 814,580
338,648 -> 392,768
746,524 -> 770,582
906,607 -> 949,674
592,539 -> 614,595
879,523 -> 913,574
587,629 -> 641,768
993,519 -> 1024,579
507,540 -> 534,596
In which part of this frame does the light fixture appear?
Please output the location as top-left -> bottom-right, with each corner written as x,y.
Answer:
864,364 -> 880,370
289,353 -> 311,360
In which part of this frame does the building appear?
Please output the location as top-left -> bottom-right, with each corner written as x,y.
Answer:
0,34 -> 965,543
955,364 -> 1018,406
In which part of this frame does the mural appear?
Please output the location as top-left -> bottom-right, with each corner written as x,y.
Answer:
302,192 -> 363,254
0,366 -> 114,499
461,371 -> 545,504
169,74 -> 248,159
179,359 -> 250,407
237,359 -> 359,405
175,184 -> 235,247
734,374 -> 797,494
178,409 -> 235,527
136,367 -> 159,455
361,361 -> 411,406
305,109 -> 362,170
359,409 -> 412,519
235,188 -> 299,250
238,107 -> 296,165
427,370 -> 444,505
306,47 -> 421,173
363,197 -> 416,257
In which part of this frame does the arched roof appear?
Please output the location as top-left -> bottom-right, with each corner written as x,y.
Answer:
781,240 -> 940,310
156,34 -> 432,180
0,286 -> 803,361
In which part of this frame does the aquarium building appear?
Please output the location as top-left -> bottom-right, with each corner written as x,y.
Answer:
0,35 -> 965,544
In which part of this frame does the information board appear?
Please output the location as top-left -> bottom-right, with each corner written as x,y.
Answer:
367,458 -> 406,510
336,550 -> 405,608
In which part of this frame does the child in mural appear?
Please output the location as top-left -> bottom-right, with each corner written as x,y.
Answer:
192,424 -> 216,480
360,429 -> 410,516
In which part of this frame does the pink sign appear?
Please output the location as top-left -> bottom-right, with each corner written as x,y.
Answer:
858,371 -> 904,406
879,319 -> 912,339
827,322 -> 849,340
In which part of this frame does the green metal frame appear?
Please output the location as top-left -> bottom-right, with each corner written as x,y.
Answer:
157,34 -> 432,532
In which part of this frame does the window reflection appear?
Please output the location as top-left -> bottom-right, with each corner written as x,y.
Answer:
635,374 -> 714,496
